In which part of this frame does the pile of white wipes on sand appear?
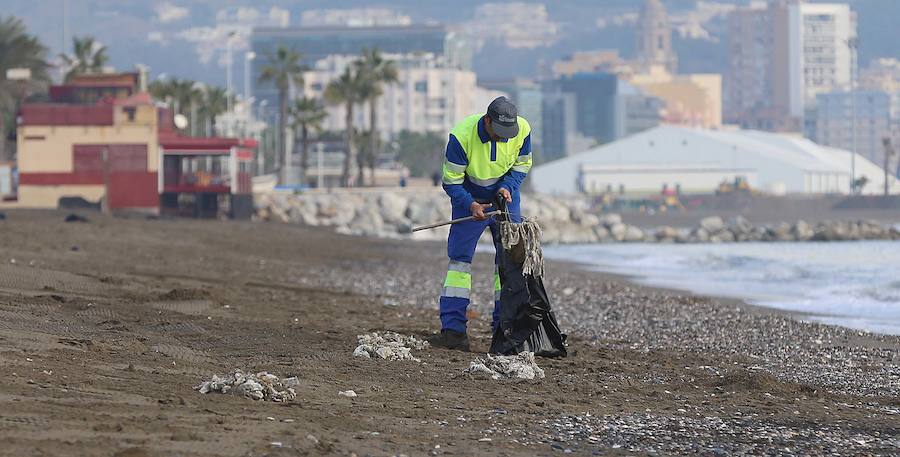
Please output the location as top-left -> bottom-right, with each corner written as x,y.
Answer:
195,369 -> 299,402
466,352 -> 545,380
353,331 -> 429,362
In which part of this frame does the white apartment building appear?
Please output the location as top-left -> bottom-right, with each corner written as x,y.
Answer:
785,2 -> 857,118
300,54 -> 488,138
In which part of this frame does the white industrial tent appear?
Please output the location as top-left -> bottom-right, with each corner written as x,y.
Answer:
530,125 -> 898,196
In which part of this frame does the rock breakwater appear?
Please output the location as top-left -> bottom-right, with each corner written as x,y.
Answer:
255,191 -> 900,244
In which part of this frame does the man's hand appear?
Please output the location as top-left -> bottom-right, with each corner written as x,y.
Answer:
498,188 -> 512,203
470,202 -> 493,221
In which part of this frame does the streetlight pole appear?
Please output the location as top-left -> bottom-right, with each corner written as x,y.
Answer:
225,31 -> 236,136
244,51 -> 255,120
848,37 -> 858,194
317,141 -> 324,189
257,100 -> 269,174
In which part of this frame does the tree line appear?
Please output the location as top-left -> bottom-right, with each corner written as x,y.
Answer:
259,44 -> 399,188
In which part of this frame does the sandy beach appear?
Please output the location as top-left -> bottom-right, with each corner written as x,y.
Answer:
0,210 -> 898,456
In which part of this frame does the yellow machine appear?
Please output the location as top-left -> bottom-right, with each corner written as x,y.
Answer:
716,176 -> 753,195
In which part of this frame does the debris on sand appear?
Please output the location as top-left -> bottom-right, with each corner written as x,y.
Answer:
338,390 -> 357,398
352,331 -> 429,362
157,287 -> 214,301
466,353 -> 545,380
194,370 -> 298,402
64,213 -> 89,223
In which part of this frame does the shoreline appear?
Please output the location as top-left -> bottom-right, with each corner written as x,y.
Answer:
0,210 -> 898,455
550,241 -> 900,337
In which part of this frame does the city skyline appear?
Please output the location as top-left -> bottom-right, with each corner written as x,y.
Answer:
3,0 -> 899,184
4,0 -> 898,88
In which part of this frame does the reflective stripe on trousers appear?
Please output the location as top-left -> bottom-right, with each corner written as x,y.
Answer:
493,264 -> 501,302
442,261 -> 472,299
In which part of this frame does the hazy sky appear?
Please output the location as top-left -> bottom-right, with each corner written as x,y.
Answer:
3,0 -> 897,88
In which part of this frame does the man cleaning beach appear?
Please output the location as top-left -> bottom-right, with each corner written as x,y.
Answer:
428,96 -> 533,351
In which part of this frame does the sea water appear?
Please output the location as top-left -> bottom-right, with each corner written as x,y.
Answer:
545,241 -> 900,335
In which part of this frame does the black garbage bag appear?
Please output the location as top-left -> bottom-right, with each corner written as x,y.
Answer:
489,195 -> 567,358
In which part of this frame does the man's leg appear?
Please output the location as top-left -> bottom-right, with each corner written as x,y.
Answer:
438,206 -> 491,335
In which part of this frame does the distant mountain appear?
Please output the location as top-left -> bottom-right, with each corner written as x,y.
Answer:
3,0 -> 897,88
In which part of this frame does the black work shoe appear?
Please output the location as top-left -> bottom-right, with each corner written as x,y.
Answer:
427,330 -> 471,352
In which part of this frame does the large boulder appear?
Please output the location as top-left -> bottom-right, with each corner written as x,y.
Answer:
716,229 -> 735,243
558,224 -> 599,243
575,213 -> 600,227
890,227 -> 900,240
406,198 -> 444,226
623,225 -> 645,242
547,204 -> 573,223
378,192 -> 408,224
655,226 -> 678,241
541,225 -> 561,244
727,215 -> 754,235
291,204 -> 319,226
316,194 -> 359,226
593,226 -> 611,242
349,206 -> 385,237
609,223 -> 627,242
814,221 -> 847,241
792,220 -> 814,241
599,213 -> 622,228
699,216 -> 725,234
692,227 -> 710,243
857,219 -> 887,239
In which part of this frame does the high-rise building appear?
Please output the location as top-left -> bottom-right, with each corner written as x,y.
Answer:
540,90 -> 577,162
725,1 -> 773,128
786,2 -> 857,115
726,1 -> 857,132
636,0 -> 677,73
541,72 -> 662,160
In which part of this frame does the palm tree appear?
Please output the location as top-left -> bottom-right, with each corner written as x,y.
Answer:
355,48 -> 398,186
325,65 -> 366,187
289,96 -> 327,185
201,86 -> 229,135
258,45 -> 305,185
0,16 -> 51,161
61,36 -> 109,81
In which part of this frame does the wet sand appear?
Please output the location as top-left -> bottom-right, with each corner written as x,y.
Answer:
0,210 -> 897,456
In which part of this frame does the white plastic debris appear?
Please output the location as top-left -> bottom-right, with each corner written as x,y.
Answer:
353,331 -> 429,362
466,352 -> 545,380
194,369 -> 298,402
338,390 -> 357,398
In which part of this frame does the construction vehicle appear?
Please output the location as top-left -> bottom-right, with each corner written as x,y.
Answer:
716,176 -> 753,196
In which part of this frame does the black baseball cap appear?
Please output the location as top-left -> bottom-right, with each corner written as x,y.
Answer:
486,96 -> 519,139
